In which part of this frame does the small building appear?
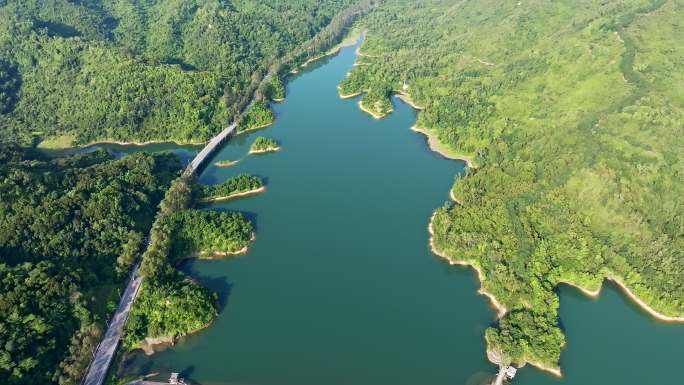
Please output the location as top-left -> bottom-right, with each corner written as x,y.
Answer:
169,373 -> 186,385
504,366 -> 517,379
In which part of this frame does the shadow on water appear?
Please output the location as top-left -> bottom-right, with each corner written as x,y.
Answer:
194,272 -> 233,312
180,259 -> 233,296
180,365 -> 196,380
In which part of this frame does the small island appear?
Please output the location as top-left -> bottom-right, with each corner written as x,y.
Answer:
214,159 -> 238,168
200,174 -> 265,202
249,136 -> 280,154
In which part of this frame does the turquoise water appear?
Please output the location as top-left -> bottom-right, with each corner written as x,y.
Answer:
117,41 -> 684,385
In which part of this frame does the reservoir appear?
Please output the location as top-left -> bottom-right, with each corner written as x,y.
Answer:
116,40 -> 684,385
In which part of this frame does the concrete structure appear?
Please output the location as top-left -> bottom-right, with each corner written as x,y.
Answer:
186,122 -> 238,174
169,373 -> 186,385
82,264 -> 143,385
504,366 -> 517,379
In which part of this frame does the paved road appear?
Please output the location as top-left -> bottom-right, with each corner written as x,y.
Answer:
187,122 -> 238,173
82,265 -> 143,385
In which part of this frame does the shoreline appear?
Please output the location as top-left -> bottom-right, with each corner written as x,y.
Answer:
358,100 -> 391,119
192,233 -> 257,260
561,277 -> 684,323
139,316 -> 215,356
42,137 -> 207,151
410,126 -> 475,168
607,276 -> 684,322
82,137 -> 206,147
210,232 -> 257,257
337,85 -> 364,99
427,213 -> 507,318
297,30 -> 365,71
201,186 -> 265,202
395,92 -> 425,110
429,212 -> 565,378
249,146 -> 280,155
214,160 -> 239,168
449,188 -> 463,205
521,360 -> 563,378
557,280 -> 602,298
236,121 -> 274,135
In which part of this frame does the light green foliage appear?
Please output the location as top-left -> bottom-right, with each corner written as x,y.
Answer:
238,101 -> 275,132
0,0 -> 355,145
355,0 -> 684,369
200,174 -> 263,199
339,67 -> 393,116
250,136 -> 279,153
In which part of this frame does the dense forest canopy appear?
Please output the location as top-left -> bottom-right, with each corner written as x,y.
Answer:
350,0 -> 684,371
0,0 -> 355,146
0,146 -> 181,385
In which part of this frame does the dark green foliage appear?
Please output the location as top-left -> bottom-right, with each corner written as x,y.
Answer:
159,175 -> 196,217
165,210 -> 253,260
0,60 -> 19,113
355,0 -> 684,369
0,146 -> 180,385
200,174 -> 263,199
0,262 -> 80,385
250,136 -> 279,153
262,76 -> 285,101
123,278 -> 217,349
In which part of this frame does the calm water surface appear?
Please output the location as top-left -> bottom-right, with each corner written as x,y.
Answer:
117,41 -> 684,385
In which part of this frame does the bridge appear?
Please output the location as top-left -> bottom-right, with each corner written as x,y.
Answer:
82,264 -> 143,385
82,120 -> 240,385
186,122 -> 238,174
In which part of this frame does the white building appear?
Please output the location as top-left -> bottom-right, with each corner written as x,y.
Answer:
504,366 -> 517,379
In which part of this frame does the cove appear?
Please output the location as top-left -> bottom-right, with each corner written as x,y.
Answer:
115,41 -> 684,384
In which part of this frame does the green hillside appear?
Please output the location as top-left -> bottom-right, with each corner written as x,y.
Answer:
346,0 -> 684,370
0,0 -> 354,146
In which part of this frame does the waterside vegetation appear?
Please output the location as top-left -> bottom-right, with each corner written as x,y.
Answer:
199,174 -> 264,202
249,137 -> 280,154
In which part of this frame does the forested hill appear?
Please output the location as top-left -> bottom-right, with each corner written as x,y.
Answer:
0,0 -> 354,146
0,146 -> 181,385
346,0 -> 684,372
